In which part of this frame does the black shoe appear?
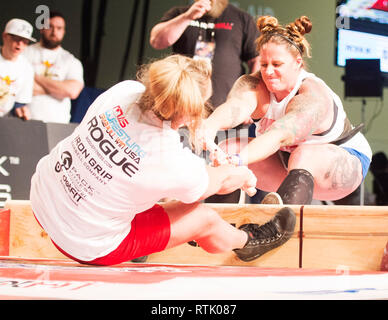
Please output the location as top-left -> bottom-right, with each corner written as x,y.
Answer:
131,255 -> 148,263
188,240 -> 199,247
233,207 -> 296,262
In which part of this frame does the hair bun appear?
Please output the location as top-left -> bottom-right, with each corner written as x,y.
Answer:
256,15 -> 279,33
291,16 -> 312,36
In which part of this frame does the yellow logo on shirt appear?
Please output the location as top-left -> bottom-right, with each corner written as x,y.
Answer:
0,75 -> 15,104
1,75 -> 15,86
42,60 -> 58,78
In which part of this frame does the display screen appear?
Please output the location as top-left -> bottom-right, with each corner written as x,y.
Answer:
336,0 -> 388,74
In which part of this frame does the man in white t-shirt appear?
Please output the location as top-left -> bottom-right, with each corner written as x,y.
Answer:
0,18 -> 35,119
24,11 -> 84,123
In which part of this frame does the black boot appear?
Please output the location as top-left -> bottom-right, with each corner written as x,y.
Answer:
233,207 -> 296,262
131,255 -> 148,263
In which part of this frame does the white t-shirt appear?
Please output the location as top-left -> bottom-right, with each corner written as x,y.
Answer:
0,52 -> 34,116
30,80 -> 209,261
23,43 -> 84,123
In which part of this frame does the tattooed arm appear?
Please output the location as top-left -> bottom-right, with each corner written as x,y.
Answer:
272,78 -> 332,145
203,73 -> 261,135
239,78 -> 333,165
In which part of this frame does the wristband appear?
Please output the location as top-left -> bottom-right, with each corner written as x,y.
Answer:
228,154 -> 243,166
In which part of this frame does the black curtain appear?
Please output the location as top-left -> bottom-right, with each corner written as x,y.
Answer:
119,0 -> 140,81
81,0 -> 151,86
81,0 -> 107,87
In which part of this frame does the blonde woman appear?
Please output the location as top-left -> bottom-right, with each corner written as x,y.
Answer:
201,16 -> 372,205
30,55 -> 295,265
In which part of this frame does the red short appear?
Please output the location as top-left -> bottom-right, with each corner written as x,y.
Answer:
35,204 -> 171,266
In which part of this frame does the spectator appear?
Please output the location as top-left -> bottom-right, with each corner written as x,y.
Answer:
150,0 -> 260,203
150,0 -> 259,109
23,11 -> 84,123
0,18 -> 35,120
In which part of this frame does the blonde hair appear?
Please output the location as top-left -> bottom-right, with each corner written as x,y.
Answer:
256,16 -> 312,63
137,54 -> 211,129
136,55 -> 212,152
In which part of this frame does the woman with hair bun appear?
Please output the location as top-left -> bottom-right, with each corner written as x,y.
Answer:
201,16 -> 372,205
30,54 -> 296,265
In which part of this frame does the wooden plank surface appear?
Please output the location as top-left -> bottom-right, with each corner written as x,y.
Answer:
300,205 -> 388,270
4,200 -> 388,271
5,201 -> 68,260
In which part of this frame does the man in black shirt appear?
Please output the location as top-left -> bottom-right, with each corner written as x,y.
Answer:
150,0 -> 260,203
150,0 -> 259,108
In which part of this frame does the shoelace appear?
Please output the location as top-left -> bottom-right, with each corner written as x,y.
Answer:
246,221 -> 282,244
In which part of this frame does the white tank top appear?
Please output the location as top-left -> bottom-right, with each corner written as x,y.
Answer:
255,70 -> 372,159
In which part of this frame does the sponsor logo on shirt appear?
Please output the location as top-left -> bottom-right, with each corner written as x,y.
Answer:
87,115 -> 140,178
73,136 -> 114,182
189,20 -> 234,31
101,107 -> 147,160
54,151 -> 72,172
214,22 -> 233,30
0,76 -> 16,107
113,105 -> 129,128
41,60 -> 59,78
55,151 -> 84,204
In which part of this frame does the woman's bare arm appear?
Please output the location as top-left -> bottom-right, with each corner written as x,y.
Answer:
239,78 -> 333,165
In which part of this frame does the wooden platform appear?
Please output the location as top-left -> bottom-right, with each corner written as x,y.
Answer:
2,200 -> 388,271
